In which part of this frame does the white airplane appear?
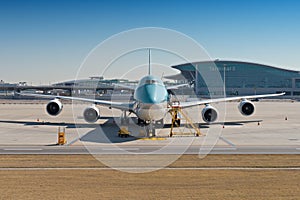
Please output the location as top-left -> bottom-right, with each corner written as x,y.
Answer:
19,51 -> 285,136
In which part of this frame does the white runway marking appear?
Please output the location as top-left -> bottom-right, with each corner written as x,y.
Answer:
3,148 -> 43,151
0,167 -> 299,171
101,148 -> 140,151
201,147 -> 237,151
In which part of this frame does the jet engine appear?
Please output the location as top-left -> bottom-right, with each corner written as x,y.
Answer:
238,100 -> 255,116
46,99 -> 63,116
202,104 -> 218,123
83,106 -> 100,123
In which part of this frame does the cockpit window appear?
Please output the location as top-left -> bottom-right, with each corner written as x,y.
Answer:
145,79 -> 158,84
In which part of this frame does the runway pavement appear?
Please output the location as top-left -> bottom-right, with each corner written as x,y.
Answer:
0,101 -> 299,154
0,144 -> 299,154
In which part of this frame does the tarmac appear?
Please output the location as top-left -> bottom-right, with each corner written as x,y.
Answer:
0,101 -> 299,199
0,100 -> 299,154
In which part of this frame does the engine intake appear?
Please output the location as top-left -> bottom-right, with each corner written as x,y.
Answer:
46,99 -> 63,116
83,106 -> 100,123
238,100 -> 255,116
202,105 -> 218,123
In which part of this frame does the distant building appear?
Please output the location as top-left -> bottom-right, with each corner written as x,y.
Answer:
168,60 -> 300,98
0,80 -> 17,87
52,77 -> 138,96
53,77 -> 138,88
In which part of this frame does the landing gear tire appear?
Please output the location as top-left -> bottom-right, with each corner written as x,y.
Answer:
118,133 -> 129,138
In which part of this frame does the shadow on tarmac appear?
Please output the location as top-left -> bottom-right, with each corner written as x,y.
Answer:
0,118 -> 262,144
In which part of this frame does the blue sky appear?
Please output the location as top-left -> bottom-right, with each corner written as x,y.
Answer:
1,0 -> 300,84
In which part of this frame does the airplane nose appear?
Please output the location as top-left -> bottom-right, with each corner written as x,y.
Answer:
144,85 -> 167,104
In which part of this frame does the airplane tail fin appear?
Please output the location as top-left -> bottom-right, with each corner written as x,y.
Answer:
148,49 -> 151,75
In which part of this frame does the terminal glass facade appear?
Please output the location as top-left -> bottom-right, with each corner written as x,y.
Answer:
172,61 -> 300,97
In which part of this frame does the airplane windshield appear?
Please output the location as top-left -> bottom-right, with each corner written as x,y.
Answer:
145,80 -> 158,84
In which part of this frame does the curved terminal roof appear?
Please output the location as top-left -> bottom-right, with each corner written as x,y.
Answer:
171,60 -> 300,74
166,60 -> 300,81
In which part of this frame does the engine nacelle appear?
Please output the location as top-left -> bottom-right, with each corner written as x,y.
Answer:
46,99 -> 63,116
83,106 -> 100,123
238,100 -> 255,116
202,105 -> 218,123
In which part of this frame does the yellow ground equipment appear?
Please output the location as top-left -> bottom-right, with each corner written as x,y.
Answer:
118,126 -> 130,138
57,127 -> 66,145
169,102 -> 201,137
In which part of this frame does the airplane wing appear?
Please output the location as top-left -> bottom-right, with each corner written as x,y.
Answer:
113,83 -> 136,91
114,83 -> 189,91
177,92 -> 285,108
17,93 -> 135,111
166,83 -> 189,90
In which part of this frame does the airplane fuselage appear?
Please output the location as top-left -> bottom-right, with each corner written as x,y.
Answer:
133,75 -> 169,121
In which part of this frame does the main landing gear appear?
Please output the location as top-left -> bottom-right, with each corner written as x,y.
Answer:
136,118 -> 164,137
120,111 -> 164,138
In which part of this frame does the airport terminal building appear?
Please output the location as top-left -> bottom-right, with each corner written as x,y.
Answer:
169,60 -> 300,98
2,60 -> 300,99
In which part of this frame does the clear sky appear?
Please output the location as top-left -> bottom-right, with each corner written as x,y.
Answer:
1,0 -> 300,85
